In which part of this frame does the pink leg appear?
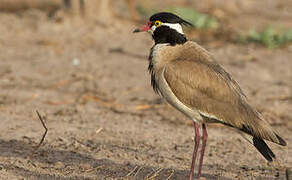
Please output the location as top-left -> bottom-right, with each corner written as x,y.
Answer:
197,123 -> 208,179
189,122 -> 200,180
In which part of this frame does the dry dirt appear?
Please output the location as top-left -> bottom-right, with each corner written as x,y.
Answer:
0,1 -> 291,180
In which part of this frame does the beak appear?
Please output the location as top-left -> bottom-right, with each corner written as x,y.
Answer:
133,21 -> 152,33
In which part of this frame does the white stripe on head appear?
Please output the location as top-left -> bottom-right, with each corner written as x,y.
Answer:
162,23 -> 184,34
150,23 -> 184,35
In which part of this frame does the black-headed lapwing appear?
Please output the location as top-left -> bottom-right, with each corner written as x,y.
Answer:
133,12 -> 286,180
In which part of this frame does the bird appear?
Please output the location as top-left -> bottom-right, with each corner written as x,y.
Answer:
133,12 -> 287,180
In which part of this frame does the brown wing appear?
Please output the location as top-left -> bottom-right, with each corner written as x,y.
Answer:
163,58 -> 286,146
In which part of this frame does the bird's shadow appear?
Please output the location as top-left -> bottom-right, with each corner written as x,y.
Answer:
0,138 -> 232,180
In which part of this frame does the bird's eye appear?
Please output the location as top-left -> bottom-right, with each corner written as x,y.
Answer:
154,20 -> 162,27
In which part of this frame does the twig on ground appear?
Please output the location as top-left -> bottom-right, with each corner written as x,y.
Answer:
126,166 -> 138,177
85,165 -> 104,173
32,110 -> 48,152
133,104 -> 165,110
95,127 -> 103,134
266,95 -> 292,101
286,167 -> 291,180
146,167 -> 163,180
108,47 -> 147,60
166,169 -> 174,180
134,166 -> 144,177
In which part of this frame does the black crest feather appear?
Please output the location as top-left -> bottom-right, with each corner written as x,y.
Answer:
150,12 -> 193,26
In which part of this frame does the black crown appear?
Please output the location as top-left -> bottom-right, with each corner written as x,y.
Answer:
149,12 -> 193,26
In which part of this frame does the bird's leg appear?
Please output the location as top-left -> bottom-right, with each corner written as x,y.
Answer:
197,123 -> 208,179
189,122 -> 200,180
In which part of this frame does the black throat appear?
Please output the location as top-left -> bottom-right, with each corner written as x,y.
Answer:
148,26 -> 187,93
152,26 -> 187,45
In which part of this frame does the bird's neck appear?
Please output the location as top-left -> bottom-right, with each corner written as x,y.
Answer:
152,26 -> 187,46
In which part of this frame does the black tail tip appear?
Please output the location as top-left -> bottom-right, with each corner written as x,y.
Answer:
276,134 -> 287,146
253,137 -> 275,162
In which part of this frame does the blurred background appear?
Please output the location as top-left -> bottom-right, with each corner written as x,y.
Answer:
0,0 -> 291,179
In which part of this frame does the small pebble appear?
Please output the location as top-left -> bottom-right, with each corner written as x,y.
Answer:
72,58 -> 80,66
81,163 -> 91,170
55,161 -> 65,169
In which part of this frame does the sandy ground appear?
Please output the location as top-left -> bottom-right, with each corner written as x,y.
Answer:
0,1 -> 291,179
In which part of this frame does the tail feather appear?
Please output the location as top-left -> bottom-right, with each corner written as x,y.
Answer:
240,123 -> 287,147
234,100 -> 287,146
276,134 -> 287,146
253,137 -> 275,162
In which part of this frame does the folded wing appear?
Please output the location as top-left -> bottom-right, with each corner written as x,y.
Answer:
163,57 -> 286,148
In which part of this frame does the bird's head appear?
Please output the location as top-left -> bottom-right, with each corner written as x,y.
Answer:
133,12 -> 193,45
